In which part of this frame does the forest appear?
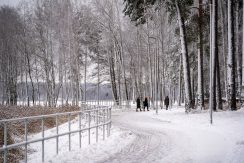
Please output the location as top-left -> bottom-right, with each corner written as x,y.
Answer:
0,0 -> 243,114
1,0 -> 244,163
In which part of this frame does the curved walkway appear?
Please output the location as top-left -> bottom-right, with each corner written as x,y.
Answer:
101,110 -> 192,163
100,108 -> 244,163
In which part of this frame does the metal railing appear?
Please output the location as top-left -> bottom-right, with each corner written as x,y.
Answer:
81,100 -> 132,107
0,105 -> 112,163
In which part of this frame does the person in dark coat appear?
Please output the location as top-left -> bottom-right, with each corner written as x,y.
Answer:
136,97 -> 141,112
143,97 -> 149,111
164,96 -> 169,110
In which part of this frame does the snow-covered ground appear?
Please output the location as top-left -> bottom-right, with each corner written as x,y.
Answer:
26,106 -> 244,163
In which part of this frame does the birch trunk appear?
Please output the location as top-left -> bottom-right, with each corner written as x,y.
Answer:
235,1 -> 241,98
243,0 -> 244,89
84,47 -> 87,102
160,8 -> 165,107
216,46 -> 223,110
227,0 -> 237,110
25,57 -> 29,106
115,0 -> 129,102
220,0 -> 228,101
191,68 -> 195,105
176,2 -> 193,112
146,21 -> 154,108
97,46 -> 100,105
215,1 -> 222,111
109,44 -> 119,105
210,0 -> 217,116
178,54 -> 182,106
197,0 -> 204,109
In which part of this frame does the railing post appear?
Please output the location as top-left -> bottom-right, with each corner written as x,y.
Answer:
88,111 -> 91,144
103,109 -> 105,140
106,108 -> 109,137
68,113 -> 71,151
93,107 -> 96,122
85,109 -> 88,121
79,112 -> 81,148
56,114 -> 58,155
96,109 -> 98,142
109,107 -> 111,136
24,119 -> 28,163
41,116 -> 44,163
4,122 -> 7,163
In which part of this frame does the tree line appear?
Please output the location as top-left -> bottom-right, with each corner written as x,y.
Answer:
0,0 -> 243,113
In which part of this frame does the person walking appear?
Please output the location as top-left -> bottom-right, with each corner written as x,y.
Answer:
136,97 -> 141,112
143,97 -> 149,111
164,96 -> 169,110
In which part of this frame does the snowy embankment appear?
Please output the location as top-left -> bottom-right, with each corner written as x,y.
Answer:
26,106 -> 244,163
25,114 -> 135,163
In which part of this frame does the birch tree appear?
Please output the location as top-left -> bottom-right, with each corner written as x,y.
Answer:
227,0 -> 237,110
197,0 -> 204,109
0,6 -> 23,105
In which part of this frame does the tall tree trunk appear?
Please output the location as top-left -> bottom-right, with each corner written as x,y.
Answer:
191,68 -> 195,106
26,52 -> 35,106
216,47 -> 223,110
109,45 -> 119,105
235,1 -> 242,99
211,0 -> 218,112
146,21 -> 154,109
209,0 -> 216,124
220,0 -> 228,101
97,47 -> 100,105
50,1 -> 55,107
84,47 -> 87,102
215,1 -> 223,110
175,2 -> 193,112
178,54 -> 182,106
197,0 -> 204,109
115,0 -> 129,102
160,8 -> 165,107
25,58 -> 29,106
242,0 -> 244,91
227,0 -> 237,110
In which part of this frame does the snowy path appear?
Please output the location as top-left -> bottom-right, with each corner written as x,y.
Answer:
102,115 -> 169,162
101,107 -> 244,163
101,110 -> 191,163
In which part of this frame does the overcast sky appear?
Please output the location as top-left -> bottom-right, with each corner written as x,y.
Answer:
0,0 -> 21,7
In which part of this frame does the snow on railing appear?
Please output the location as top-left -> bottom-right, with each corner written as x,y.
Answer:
0,105 -> 112,163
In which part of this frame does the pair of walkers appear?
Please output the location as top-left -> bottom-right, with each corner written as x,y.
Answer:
136,97 -> 149,112
136,96 -> 170,111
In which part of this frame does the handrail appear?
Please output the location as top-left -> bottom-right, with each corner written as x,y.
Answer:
0,121 -> 111,151
0,107 -> 108,123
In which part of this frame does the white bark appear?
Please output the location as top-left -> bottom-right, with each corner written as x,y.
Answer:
97,45 -> 100,105
210,0 -> 217,117
84,47 -> 87,102
197,0 -> 204,109
178,54 -> 182,106
242,0 -> 244,87
227,0 -> 236,110
176,2 -> 193,111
